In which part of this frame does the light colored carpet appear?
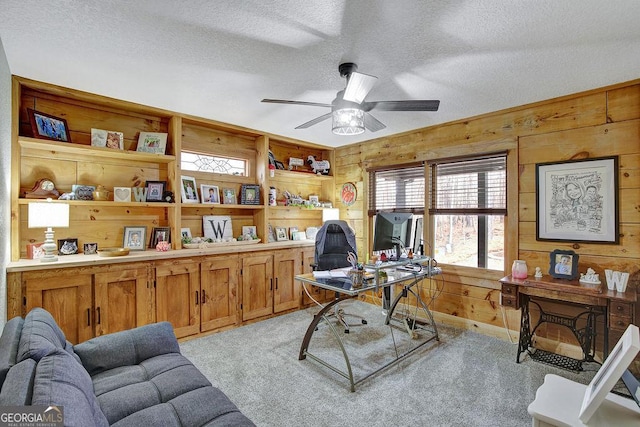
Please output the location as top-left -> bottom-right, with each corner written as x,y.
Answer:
180,301 -> 599,427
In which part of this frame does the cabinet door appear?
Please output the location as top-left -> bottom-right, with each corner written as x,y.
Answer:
23,272 -> 93,344
201,255 -> 239,332
241,253 -> 273,321
273,249 -> 302,313
155,261 -> 200,338
94,266 -> 152,337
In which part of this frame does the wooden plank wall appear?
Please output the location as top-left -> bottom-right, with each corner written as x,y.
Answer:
335,80 -> 640,353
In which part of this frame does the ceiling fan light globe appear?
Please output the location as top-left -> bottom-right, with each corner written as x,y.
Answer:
332,108 -> 365,135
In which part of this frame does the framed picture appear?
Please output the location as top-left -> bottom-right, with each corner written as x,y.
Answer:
180,227 -> 192,239
113,187 -> 132,202
309,195 -> 319,206
57,238 -> 78,255
150,227 -> 171,248
274,160 -> 285,170
242,226 -> 257,237
72,184 -> 95,201
123,226 -> 146,251
578,324 -> 640,423
136,132 -> 168,154
549,249 -> 579,280
83,243 -> 98,255
536,156 -> 619,244
27,108 -> 71,142
275,227 -> 288,241
180,176 -> 199,203
91,128 -> 124,150
222,188 -> 236,204
203,215 -> 233,241
201,184 -> 220,204
289,226 -> 298,240
145,181 -> 166,202
267,223 -> 276,243
26,242 -> 45,259
241,184 -> 260,205
292,231 -> 306,241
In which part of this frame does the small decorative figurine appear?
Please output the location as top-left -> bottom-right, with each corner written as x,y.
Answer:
579,267 -> 601,285
307,155 -> 330,174
534,267 -> 542,279
156,241 -> 171,252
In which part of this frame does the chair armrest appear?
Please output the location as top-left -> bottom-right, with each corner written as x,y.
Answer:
74,322 -> 179,376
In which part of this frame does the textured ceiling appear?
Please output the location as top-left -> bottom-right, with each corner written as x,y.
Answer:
1,1 -> 639,148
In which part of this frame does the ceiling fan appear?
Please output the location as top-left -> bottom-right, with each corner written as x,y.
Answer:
262,62 -> 440,135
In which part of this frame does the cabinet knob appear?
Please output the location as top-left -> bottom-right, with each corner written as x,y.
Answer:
615,305 -> 624,312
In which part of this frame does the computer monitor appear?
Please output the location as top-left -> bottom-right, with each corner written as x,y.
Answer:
372,212 -> 413,261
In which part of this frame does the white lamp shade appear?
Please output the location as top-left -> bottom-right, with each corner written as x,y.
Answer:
28,202 -> 70,228
322,208 -> 340,222
332,108 -> 365,135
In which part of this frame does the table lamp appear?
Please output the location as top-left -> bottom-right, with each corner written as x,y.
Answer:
28,199 -> 69,262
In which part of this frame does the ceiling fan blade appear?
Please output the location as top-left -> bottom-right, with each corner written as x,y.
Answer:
363,100 -> 440,112
295,112 -> 332,129
262,99 -> 332,108
343,71 -> 378,104
364,113 -> 386,132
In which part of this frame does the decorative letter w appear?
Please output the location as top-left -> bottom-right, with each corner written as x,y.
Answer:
207,219 -> 228,239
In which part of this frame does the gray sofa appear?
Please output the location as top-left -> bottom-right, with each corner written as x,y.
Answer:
0,308 -> 255,426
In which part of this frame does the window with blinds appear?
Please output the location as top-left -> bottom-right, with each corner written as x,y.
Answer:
428,154 -> 507,215
368,164 -> 425,214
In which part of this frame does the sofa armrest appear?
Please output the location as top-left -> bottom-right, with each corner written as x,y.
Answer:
74,322 -> 179,376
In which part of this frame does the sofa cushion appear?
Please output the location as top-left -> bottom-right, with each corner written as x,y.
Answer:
0,316 -> 24,387
31,349 -> 108,427
0,358 -> 36,406
75,322 -> 179,376
17,308 -> 67,363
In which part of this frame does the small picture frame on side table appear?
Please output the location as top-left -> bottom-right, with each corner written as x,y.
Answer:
145,181 -> 166,202
83,243 -> 98,255
549,249 -> 579,280
275,227 -> 288,241
123,226 -> 146,251
181,227 -> 192,239
28,109 -> 71,142
57,238 -> 79,255
241,184 -> 260,205
150,227 -> 171,248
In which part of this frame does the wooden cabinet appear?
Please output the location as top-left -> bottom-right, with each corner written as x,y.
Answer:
241,253 -> 274,321
23,270 -> 93,344
93,265 -> 153,336
200,255 -> 240,331
154,260 -> 201,338
273,249 -> 302,313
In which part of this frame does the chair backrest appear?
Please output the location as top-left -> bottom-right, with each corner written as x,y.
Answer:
314,220 -> 357,270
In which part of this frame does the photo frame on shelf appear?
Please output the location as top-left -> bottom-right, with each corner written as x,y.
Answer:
26,242 -> 45,259
136,132 -> 168,154
72,184 -> 95,201
83,243 -> 98,255
180,227 -> 192,239
57,238 -> 78,255
180,176 -> 199,203
267,223 -> 276,243
222,188 -> 236,204
536,156 -> 619,244
242,226 -> 257,237
145,181 -> 166,202
150,227 -> 171,248
91,128 -> 124,150
240,184 -> 260,205
274,160 -> 285,170
200,184 -> 220,204
203,215 -> 233,241
27,108 -> 71,142
113,187 -> 132,202
123,226 -> 146,251
308,195 -> 319,206
549,249 -> 579,280
275,227 -> 288,241
289,226 -> 298,240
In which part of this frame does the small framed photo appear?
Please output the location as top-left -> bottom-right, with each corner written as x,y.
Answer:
275,227 -> 288,241
91,128 -> 124,150
136,132 -> 168,154
57,238 -> 78,255
242,226 -> 257,237
181,176 -> 199,203
28,108 -> 71,142
180,228 -> 192,239
113,187 -> 132,202
549,249 -> 579,280
222,188 -> 236,204
150,227 -> 171,248
201,184 -> 220,204
309,195 -> 319,206
274,160 -> 285,170
145,181 -> 166,202
26,242 -> 45,259
83,243 -> 98,255
289,226 -> 298,240
72,184 -> 95,201
123,226 -> 146,251
241,184 -> 260,205
292,231 -> 306,241
267,223 -> 276,243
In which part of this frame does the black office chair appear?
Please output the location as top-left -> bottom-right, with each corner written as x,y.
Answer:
314,220 -> 367,333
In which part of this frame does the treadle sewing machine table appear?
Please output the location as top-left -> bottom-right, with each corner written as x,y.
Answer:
296,257 -> 441,392
500,275 -> 637,371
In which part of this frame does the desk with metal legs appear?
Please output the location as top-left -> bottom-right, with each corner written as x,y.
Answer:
296,263 -> 441,392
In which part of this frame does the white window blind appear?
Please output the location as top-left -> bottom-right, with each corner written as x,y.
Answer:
368,164 -> 425,214
428,154 -> 507,215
